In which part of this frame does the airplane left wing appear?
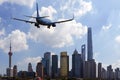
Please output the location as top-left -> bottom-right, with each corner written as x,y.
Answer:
53,16 -> 74,24
13,18 -> 36,24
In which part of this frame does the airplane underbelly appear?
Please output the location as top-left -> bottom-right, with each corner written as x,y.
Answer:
38,19 -> 51,26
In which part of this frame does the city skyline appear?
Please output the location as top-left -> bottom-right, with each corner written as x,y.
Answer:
0,0 -> 120,75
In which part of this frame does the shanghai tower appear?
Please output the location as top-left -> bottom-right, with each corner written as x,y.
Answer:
87,27 -> 93,61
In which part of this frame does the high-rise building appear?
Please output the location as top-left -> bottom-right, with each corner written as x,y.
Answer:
36,62 -> 44,79
81,44 -> 86,61
13,65 -> 17,77
72,49 -> 82,78
52,55 -> 58,78
60,51 -> 69,78
28,63 -> 33,72
44,52 -> 52,77
101,68 -> 107,79
6,68 -> 13,77
107,65 -> 114,80
84,59 -> 96,79
115,68 -> 120,80
98,63 -> 102,79
87,27 -> 93,61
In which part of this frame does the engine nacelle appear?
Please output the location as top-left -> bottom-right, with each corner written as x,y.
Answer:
52,23 -> 56,27
35,23 -> 40,28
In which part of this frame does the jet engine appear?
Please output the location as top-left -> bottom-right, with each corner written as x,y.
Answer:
52,23 -> 56,27
35,23 -> 40,28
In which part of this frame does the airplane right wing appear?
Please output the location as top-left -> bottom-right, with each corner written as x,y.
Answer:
13,18 -> 36,24
53,15 -> 74,24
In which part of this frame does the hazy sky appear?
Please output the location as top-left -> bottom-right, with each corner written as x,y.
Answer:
0,0 -> 120,74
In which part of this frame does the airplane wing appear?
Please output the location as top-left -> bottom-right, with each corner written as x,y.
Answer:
53,16 -> 74,24
13,18 -> 36,24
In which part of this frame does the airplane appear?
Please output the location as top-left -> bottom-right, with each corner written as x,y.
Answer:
13,3 -> 74,29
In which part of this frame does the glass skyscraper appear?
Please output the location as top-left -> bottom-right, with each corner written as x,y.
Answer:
52,55 -> 58,78
72,49 -> 82,78
44,52 -> 52,77
87,27 -> 93,61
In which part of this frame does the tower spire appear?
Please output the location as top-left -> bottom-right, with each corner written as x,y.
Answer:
10,40 -> 12,52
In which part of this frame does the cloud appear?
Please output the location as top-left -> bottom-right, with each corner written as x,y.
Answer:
0,28 -> 5,36
28,20 -> 87,48
102,24 -> 112,31
60,0 -> 93,17
18,56 -> 41,65
0,0 -> 35,8
0,29 -> 28,53
115,35 -> 120,43
0,17 -> 2,23
17,56 -> 41,71
40,6 -> 57,20
27,5 -> 87,48
112,60 -> 120,69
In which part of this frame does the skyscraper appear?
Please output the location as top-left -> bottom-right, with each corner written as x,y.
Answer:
28,63 -> 33,72
52,55 -> 58,78
98,63 -> 102,79
87,27 -> 93,61
60,51 -> 69,78
72,49 -> 82,78
44,52 -> 52,77
84,59 -> 96,79
81,44 -> 86,61
107,65 -> 114,80
81,44 -> 86,78
13,65 -> 17,77
36,62 -> 44,79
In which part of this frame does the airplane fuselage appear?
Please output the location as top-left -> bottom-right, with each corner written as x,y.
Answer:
36,17 -> 56,28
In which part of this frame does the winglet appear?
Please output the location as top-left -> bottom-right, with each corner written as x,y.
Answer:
72,14 -> 74,20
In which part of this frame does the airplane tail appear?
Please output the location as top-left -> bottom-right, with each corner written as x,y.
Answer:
36,3 -> 39,17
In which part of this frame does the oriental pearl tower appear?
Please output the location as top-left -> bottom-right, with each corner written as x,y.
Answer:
8,41 -> 12,69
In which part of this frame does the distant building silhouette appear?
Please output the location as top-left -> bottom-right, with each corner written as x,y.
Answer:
72,49 -> 82,78
28,63 -> 33,72
98,63 -> 102,79
107,65 -> 114,80
101,68 -> 107,79
52,55 -> 58,78
60,51 -> 69,78
87,27 -> 93,61
13,65 -> 17,77
115,68 -> 120,80
36,62 -> 44,79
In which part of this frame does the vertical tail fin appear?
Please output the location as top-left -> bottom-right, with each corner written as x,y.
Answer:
36,3 -> 39,17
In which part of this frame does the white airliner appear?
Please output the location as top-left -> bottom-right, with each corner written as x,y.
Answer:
13,3 -> 74,29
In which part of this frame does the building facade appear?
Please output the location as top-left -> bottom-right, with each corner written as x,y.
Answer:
13,65 -> 17,77
52,55 -> 58,78
72,49 -> 83,78
98,63 -> 102,79
44,52 -> 52,77
60,52 -> 69,78
36,62 -> 44,79
87,27 -> 93,61
28,63 -> 33,72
